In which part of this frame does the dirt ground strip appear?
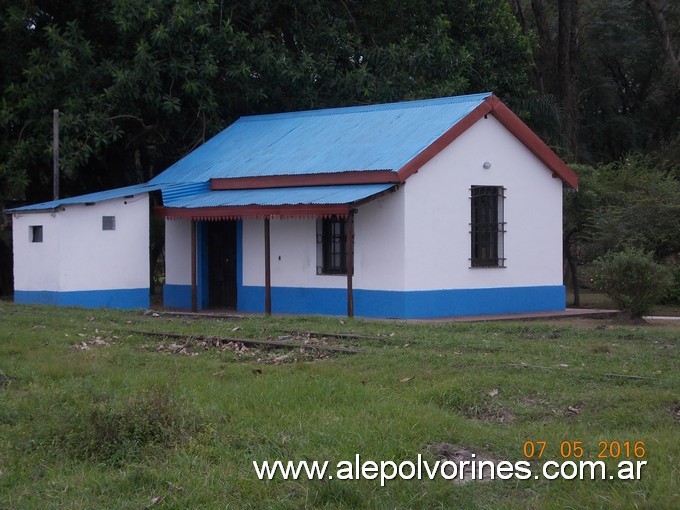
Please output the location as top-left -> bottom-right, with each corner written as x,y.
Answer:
428,443 -> 507,484
70,330 -> 356,364
672,405 -> 680,424
145,333 -> 343,364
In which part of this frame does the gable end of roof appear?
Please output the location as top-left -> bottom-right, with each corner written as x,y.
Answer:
396,95 -> 579,189
488,96 -> 578,189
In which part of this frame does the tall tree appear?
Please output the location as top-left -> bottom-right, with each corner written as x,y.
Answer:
0,0 -> 533,206
641,0 -> 680,81
509,0 -> 679,163
578,0 -> 679,162
557,0 -> 580,158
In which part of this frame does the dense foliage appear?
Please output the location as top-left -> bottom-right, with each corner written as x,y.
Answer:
0,0 -> 533,205
568,156 -> 680,261
510,0 -> 679,163
564,155 -> 680,306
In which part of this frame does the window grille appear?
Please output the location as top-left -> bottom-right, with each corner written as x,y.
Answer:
470,186 -> 505,268
316,217 -> 347,275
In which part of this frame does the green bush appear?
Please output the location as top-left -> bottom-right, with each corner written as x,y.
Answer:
592,247 -> 672,319
660,265 -> 680,304
71,386 -> 206,464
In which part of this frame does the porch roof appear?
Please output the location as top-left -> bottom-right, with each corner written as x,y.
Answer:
156,183 -> 396,220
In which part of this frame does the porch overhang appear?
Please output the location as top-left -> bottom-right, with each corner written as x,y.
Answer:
156,203 -> 353,220
154,183 -> 396,220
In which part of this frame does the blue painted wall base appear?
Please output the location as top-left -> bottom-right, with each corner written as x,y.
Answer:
18,283 -> 563,318
160,282 -> 566,318
14,288 -> 149,309
238,285 -> 566,319
163,284 -> 192,309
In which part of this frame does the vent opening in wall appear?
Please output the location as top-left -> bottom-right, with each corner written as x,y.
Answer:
30,225 -> 43,243
102,216 -> 116,231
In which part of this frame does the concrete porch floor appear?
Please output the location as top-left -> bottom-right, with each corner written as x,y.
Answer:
154,307 -> 621,322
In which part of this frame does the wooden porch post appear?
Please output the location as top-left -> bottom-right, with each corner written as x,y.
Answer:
191,220 -> 197,312
346,210 -> 355,318
264,216 -> 272,315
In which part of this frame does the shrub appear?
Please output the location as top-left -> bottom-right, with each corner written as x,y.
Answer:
592,247 -> 672,319
660,265 -> 680,304
75,386 -> 206,464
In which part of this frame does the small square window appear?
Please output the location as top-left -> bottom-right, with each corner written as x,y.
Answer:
102,216 -> 116,231
30,225 -> 43,243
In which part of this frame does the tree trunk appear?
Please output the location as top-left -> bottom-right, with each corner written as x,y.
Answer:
509,0 -> 544,95
557,0 -> 580,159
565,238 -> 581,307
531,0 -> 553,94
643,0 -> 680,83
508,0 -> 528,33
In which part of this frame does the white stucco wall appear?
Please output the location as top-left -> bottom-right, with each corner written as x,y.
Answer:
164,218 -> 192,286
241,189 -> 406,291
12,195 -> 150,292
353,190 -> 405,291
402,114 -> 564,290
12,212 -> 61,291
59,197 -> 150,291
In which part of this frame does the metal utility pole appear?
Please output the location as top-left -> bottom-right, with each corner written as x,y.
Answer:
264,217 -> 271,315
53,109 -> 59,201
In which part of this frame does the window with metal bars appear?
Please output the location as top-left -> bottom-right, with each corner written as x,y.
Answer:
317,217 -> 347,275
470,185 -> 506,268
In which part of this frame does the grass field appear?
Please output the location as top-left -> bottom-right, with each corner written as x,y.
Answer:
1,302 -> 678,509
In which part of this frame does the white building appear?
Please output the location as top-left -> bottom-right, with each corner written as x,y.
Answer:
9,93 -> 578,318
10,186 -> 153,308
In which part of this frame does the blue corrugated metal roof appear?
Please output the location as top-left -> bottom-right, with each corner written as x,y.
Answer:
150,93 -> 491,184
8,183 -> 163,212
10,93 -> 491,213
163,184 -> 395,208
161,182 -> 211,204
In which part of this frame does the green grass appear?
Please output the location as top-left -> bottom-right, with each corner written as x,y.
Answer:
1,302 -> 678,509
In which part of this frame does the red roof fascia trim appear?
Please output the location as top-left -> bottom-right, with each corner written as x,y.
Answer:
489,99 -> 579,189
396,100 -> 494,181
211,170 -> 400,190
155,204 -> 350,220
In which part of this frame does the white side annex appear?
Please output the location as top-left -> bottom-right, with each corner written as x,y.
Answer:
12,195 -> 150,308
